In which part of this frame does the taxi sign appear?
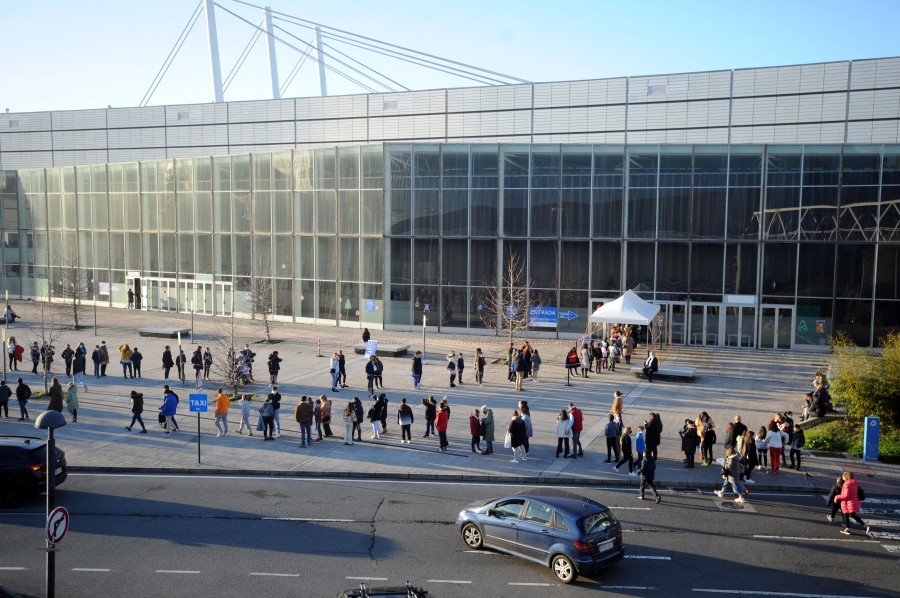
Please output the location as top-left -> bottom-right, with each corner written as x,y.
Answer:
189,393 -> 208,413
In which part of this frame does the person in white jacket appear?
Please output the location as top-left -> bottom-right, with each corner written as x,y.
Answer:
764,421 -> 785,474
556,409 -> 571,458
330,352 -> 341,392
237,394 -> 253,436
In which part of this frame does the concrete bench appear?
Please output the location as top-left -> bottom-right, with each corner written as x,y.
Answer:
632,365 -> 696,382
139,326 -> 190,339
352,343 -> 410,357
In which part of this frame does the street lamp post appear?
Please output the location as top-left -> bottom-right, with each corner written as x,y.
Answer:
35,410 -> 66,598
190,299 -> 195,343
91,279 -> 97,336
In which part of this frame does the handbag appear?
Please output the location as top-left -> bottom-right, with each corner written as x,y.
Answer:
504,432 -> 512,449
330,368 -> 336,373
479,422 -> 486,436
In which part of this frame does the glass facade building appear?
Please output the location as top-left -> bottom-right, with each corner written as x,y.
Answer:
2,142 -> 900,350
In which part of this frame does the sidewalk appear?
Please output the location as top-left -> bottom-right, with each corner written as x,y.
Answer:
2,303 -> 898,496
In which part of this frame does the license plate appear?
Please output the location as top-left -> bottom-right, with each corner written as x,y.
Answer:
599,539 -> 614,552
54,467 -> 62,475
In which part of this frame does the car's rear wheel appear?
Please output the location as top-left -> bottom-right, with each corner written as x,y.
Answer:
0,480 -> 26,509
551,554 -> 577,584
461,523 -> 483,549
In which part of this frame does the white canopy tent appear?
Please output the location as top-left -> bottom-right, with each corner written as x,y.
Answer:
588,290 -> 660,325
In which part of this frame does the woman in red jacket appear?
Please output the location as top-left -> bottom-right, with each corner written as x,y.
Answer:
835,471 -> 869,535
436,400 -> 450,453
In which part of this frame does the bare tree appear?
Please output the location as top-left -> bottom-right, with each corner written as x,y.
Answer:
206,311 -> 255,400
476,250 -> 540,346
26,301 -> 68,393
52,250 -> 89,329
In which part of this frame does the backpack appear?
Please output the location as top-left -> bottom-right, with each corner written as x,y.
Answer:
857,485 -> 866,501
707,429 -> 717,445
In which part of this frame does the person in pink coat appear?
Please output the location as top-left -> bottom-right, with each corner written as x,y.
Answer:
834,471 -> 868,536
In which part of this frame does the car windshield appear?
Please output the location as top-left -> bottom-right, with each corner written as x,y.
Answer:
581,510 -> 617,534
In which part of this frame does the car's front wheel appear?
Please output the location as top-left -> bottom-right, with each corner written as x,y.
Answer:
551,554 -> 578,584
461,523 -> 483,549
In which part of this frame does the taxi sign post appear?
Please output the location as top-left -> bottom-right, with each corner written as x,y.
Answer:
190,393 -> 208,464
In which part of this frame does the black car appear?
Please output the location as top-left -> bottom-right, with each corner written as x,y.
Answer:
0,435 -> 68,508
456,488 -> 624,583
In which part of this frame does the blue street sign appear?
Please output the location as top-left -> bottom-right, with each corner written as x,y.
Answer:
365,299 -> 375,313
189,393 -> 208,413
529,306 -> 558,328
365,340 -> 379,356
864,416 -> 880,462
558,310 -> 578,320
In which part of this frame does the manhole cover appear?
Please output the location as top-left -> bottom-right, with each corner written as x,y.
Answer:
714,499 -> 756,513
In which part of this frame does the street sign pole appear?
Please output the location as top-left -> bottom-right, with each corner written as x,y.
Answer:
422,315 -> 426,360
189,393 -> 208,464
46,425 -> 56,598
198,412 -> 201,464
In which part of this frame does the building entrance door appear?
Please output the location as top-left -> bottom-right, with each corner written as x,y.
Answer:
724,306 -> 756,348
759,306 -> 794,349
689,304 -> 721,346
654,302 -> 686,345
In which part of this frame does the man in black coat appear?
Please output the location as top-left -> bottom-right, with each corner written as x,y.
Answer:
642,352 -> 659,382
644,412 -> 662,459
636,453 -> 661,503
731,416 -> 748,448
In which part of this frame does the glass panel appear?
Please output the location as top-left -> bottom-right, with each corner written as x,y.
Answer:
657,242 -> 689,293
470,239 -> 496,287
531,188 -> 558,237
442,239 -> 467,286
593,188 -> 623,238
253,236 -> 272,277
759,307 -> 776,348
627,150 -> 658,187
232,155 -> 249,192
627,188 -> 656,238
232,192 -> 251,233
389,238 -> 411,284
670,304 -> 686,344
625,242 -> 655,292
658,149 -> 692,187
591,241 -> 621,291
876,245 -> 900,299
797,244 -> 835,297
316,190 -> 335,234
177,190 -> 194,232
213,156 -> 231,192
339,281 -> 359,322
252,191 -> 271,233
442,146 -> 469,189
295,190 -> 314,234
503,188 -> 528,237
442,189 -> 468,236
692,188 -> 726,239
834,300 -> 872,345
233,235 -> 251,277
689,304 -> 704,346
657,188 -> 690,239
839,187 -> 878,241
413,189 -> 439,236
194,192 -> 212,233
317,281 -> 336,320
361,145 -> 384,189
413,147 -> 439,188
108,193 -> 125,230
471,189 -> 497,236
442,286 -> 468,327
594,147 -> 625,188
560,241 -> 589,289
360,189 -> 383,236
314,148 -> 335,189
762,244 -> 796,296
297,279 -> 315,318
338,190 -> 359,235
882,145 -> 900,185
880,186 -> 900,241
725,306 -> 740,347
339,237 -> 359,281
797,300 -> 831,348
531,146 -> 559,188
502,147 -> 529,189
726,187 -> 760,240
194,157 -> 212,192
842,146 -> 881,186
530,240 -> 558,288
196,234 -> 213,275
693,149 -> 728,187
560,188 -> 590,237
299,236 -> 314,279
179,234 -> 194,273
763,187 -> 799,240
690,244 -> 723,297
729,146 -> 763,187
316,236 -> 335,280
836,244 -> 875,298
414,239 -> 439,285
561,147 -> 591,188
873,301 -> 900,346
360,237 -> 383,283
92,194 -> 108,230
389,148 -> 411,188
213,191 -> 231,232
471,145 -> 498,188
802,147 -> 841,186
338,146 -> 359,189
275,279 -> 292,316
799,187 -> 838,240
766,147 -> 802,186
389,189 -> 411,235
776,308 -> 793,349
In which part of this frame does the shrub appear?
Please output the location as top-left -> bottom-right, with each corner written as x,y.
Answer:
829,331 -> 900,425
805,419 -> 900,463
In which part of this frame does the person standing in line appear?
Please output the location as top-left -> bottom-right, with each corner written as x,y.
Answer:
268,350 -> 282,386
743,429 -> 759,485
789,423 -> 806,470
15,378 -> 31,420
604,414 -> 619,463
362,328 -> 370,344
378,393 -> 389,435
8,336 -> 19,371
611,391 -> 624,425
411,350 -> 423,390
365,355 -> 377,397
214,388 -> 229,437
680,419 -> 699,468
160,387 -> 178,436
367,398 -> 382,439
61,344 -> 74,378
373,355 -> 384,389
72,346 -> 88,391
644,412 -> 662,459
99,341 -> 110,377
456,352 -> 465,385
352,397 -> 364,441
0,379 -> 10,418
731,415 -> 748,447
764,421 -> 784,474
436,400 -> 450,452
446,351 -> 457,387
338,350 -> 347,388
295,396 -> 313,447
118,344 -> 134,379
175,348 -> 187,384
237,394 -> 253,437
569,402 -> 584,457
469,408 -> 482,453
697,412 -> 716,466
259,397 -> 275,441
397,397 -> 414,444
556,409 -> 571,458
313,398 -> 323,442
614,427 -> 636,475
623,334 -> 636,365
46,378 -> 64,413
342,402 -> 356,445
636,452 -> 661,503
64,382 -> 79,423
321,395 -> 334,437
580,343 -> 591,378
507,346 -> 516,382
634,425 -> 646,471
714,447 -> 747,503
330,352 -> 341,393
202,347 -> 212,381
31,342 -> 41,375
755,426 -> 769,472
191,346 -> 204,389
514,349 -> 526,391
480,404 -> 495,454
90,344 -> 102,377
127,288 -> 135,311
268,386 -> 282,438
590,340 -> 602,374
125,390 -> 147,433
475,348 -> 486,385
421,395 -> 436,437
162,346 -> 174,382
522,342 -> 533,380
531,349 -> 541,382
519,401 -> 532,455
131,346 -> 143,379
508,410 -> 527,463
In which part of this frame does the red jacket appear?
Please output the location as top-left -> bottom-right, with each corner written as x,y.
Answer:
835,478 -> 862,513
469,413 -> 480,436
569,407 -> 583,433
436,408 -> 450,432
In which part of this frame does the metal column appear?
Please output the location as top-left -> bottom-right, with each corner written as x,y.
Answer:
205,0 -> 225,103
264,6 -> 280,99
314,25 -> 327,97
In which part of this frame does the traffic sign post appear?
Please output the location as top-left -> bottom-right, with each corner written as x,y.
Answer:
46,507 -> 69,545
864,417 -> 880,462
189,393 -> 208,464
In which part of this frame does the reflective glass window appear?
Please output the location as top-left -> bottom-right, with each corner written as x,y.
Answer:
443,189 -> 468,237
471,189 -> 497,236
338,147 -> 359,189
232,192 -> 251,233
531,188 -> 558,237
360,190 -> 383,236
470,239 -> 496,287
594,147 -> 625,188
502,147 -> 529,189
882,146 -> 900,185
316,190 -> 335,234
766,147 -> 802,187
628,150 -> 658,188
836,244 -> 875,298
625,242 -> 655,292
762,244 -> 797,296
316,236 -> 335,280
724,243 -> 757,295
414,239 -> 439,285
834,299 -> 872,346
442,146 -> 469,189
560,188 -> 590,237
659,150 -> 693,187
726,187 -> 760,240
797,244 -> 835,297
360,238 -> 383,283
799,187 -> 838,240
442,239 -> 468,286
413,189 -> 439,236
764,187 -> 800,240
338,190 -> 359,235
627,188 -> 656,239
530,240 -> 558,288
561,147 -> 591,188
531,146 -> 559,188
593,188 -> 623,238
560,241 -> 589,289
471,146 -> 498,188
314,148 -> 335,189
294,190 -> 314,234
876,245 -> 900,299
692,188 -> 726,239
390,189 -> 411,235
339,237 -> 359,281
693,150 -> 728,187
656,242 -> 689,293
591,241 -> 621,291
361,145 -> 384,189
728,147 -> 763,187
802,148 -> 841,186
390,148 -> 411,189
842,146 -> 881,186
657,188 -> 690,239
413,147 -> 439,189
690,243 -> 723,296
839,187 -> 879,241
503,188 -> 528,237
390,238 -> 411,284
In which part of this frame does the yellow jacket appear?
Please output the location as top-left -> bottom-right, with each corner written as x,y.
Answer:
118,345 -> 133,360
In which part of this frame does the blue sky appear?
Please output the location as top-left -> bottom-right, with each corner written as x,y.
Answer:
2,0 -> 898,112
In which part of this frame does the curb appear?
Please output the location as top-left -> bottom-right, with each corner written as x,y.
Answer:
67,465 -> 835,494
0,586 -> 23,598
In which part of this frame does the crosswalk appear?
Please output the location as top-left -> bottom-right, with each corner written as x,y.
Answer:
833,496 -> 900,545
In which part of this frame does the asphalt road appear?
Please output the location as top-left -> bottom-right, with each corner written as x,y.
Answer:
1,474 -> 897,598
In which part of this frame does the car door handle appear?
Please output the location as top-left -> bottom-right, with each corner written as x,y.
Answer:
510,523 -> 517,528
540,530 -> 550,534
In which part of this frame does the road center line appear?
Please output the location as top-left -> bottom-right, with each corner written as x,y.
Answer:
625,555 -> 671,560
694,589 -> 873,598
262,517 -> 356,522
156,570 -> 200,574
0,567 -> 26,571
72,568 -> 110,572
346,576 -> 388,581
249,572 -> 300,577
611,507 -> 652,510
509,582 -> 553,586
603,585 -> 655,590
464,550 -> 498,554
426,579 -> 472,584
753,535 -> 878,543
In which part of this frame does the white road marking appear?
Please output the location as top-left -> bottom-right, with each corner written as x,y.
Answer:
694,590 -> 873,598
860,508 -> 900,515
261,517 -> 356,522
156,570 -> 200,574
72,568 -> 110,572
863,518 -> 900,527
509,582 -> 553,586
854,498 -> 900,505
625,555 -> 671,560
603,585 -> 655,590
871,531 -> 900,541
346,576 -> 388,581
464,550 -> 498,554
882,544 -> 900,553
611,507 -> 651,510
0,567 -> 26,571
426,579 -> 472,584
753,535 -> 878,543
249,572 -> 300,577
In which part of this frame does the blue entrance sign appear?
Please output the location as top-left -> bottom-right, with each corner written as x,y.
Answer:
530,306 -> 558,328
189,393 -> 208,413
558,310 -> 578,321
864,416 -> 880,462
365,299 -> 375,313
365,340 -> 379,356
